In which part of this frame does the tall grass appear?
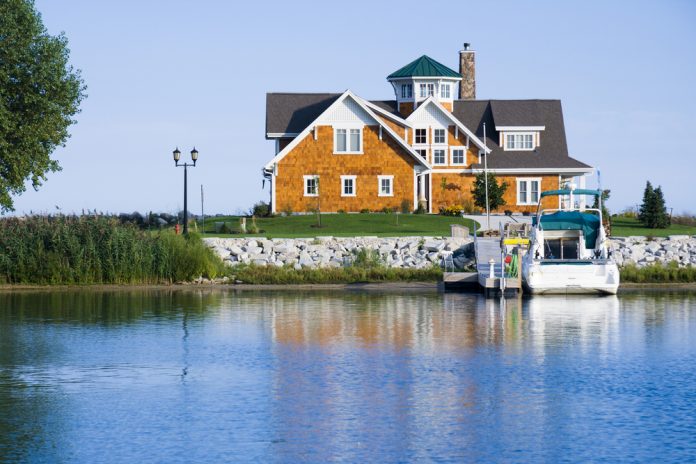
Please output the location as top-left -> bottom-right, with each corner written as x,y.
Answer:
231,263 -> 442,285
0,216 -> 225,284
620,262 -> 696,283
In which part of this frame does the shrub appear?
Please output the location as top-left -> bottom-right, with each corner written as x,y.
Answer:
414,203 -> 426,214
353,249 -> 384,269
250,201 -> 272,218
400,199 -> 411,214
461,198 -> 476,214
381,207 -> 393,214
440,205 -> 463,217
337,209 -> 347,214
360,208 -> 371,214
247,216 -> 260,234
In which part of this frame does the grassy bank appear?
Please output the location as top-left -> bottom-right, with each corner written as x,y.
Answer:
611,216 -> 696,237
0,216 -> 225,285
203,213 -> 477,238
620,262 -> 696,283
230,263 -> 443,285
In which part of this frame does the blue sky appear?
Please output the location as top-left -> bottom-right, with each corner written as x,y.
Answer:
10,0 -> 696,215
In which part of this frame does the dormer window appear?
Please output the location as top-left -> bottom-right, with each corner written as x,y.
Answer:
401,84 -> 412,99
441,84 -> 450,99
419,83 -> 434,98
433,129 -> 446,144
505,133 -> 534,151
414,128 -> 427,144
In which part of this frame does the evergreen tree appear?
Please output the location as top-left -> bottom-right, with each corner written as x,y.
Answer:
471,172 -> 508,211
638,181 -> 655,226
652,186 -> 670,228
592,189 -> 611,219
638,181 -> 670,228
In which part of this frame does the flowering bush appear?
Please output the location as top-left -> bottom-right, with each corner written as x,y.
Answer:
440,205 -> 464,217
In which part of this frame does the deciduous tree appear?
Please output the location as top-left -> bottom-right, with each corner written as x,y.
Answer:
0,0 -> 86,212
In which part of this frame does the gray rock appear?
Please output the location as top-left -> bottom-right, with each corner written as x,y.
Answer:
228,245 -> 244,256
424,240 -> 445,252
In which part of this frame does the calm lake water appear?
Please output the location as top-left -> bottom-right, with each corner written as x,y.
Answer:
1,288 -> 695,463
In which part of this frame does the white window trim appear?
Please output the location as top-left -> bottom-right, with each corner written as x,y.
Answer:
516,177 -> 542,205
432,128 -> 447,145
378,175 -> 394,197
504,132 -> 536,151
441,83 -> 451,99
340,175 -> 357,197
450,147 -> 467,166
333,126 -> 364,154
304,175 -> 319,197
432,148 -> 447,166
413,127 -> 428,145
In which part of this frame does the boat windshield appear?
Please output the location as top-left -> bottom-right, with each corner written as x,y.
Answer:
536,211 -> 600,249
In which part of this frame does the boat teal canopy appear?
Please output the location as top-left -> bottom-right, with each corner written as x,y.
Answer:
540,189 -> 602,198
538,211 -> 600,248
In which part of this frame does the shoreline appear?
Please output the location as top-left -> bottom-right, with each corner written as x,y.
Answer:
1,281 -> 696,294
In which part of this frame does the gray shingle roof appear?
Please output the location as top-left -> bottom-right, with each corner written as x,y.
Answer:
453,99 -> 591,170
265,93 -> 592,170
266,93 -> 340,134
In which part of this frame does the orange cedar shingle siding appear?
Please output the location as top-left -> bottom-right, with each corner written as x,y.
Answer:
398,102 -> 415,118
275,125 -> 417,213
430,173 -> 559,213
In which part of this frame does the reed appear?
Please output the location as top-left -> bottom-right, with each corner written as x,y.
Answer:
0,216 -> 225,284
231,263 -> 442,285
620,262 -> 696,283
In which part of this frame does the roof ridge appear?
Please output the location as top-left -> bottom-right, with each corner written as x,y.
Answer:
267,92 -> 342,95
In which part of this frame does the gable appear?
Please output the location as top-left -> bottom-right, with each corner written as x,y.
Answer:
316,96 -> 377,126
263,91 -> 431,171
408,102 -> 453,128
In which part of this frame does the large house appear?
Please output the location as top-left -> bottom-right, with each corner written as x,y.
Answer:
263,45 -> 593,214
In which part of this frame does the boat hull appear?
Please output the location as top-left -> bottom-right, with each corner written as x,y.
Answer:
522,261 -> 620,295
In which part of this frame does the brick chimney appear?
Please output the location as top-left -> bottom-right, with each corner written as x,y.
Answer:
459,43 -> 475,100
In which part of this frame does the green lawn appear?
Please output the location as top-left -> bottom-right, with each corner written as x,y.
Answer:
199,213 -> 478,238
611,216 -> 696,237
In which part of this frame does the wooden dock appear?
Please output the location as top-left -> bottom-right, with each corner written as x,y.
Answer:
443,236 -> 523,295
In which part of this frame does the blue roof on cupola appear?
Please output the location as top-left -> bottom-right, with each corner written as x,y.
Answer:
387,55 -> 461,80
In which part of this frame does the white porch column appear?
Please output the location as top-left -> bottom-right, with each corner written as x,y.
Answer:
578,175 -> 586,210
418,174 -> 427,209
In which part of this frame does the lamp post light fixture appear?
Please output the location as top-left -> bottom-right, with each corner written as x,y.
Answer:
173,147 -> 199,235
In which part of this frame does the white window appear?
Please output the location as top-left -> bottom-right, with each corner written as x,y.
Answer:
433,149 -> 446,165
334,127 -> 362,154
419,83 -> 434,98
451,148 -> 466,166
505,133 -> 535,150
401,84 -> 412,99
304,175 -> 319,197
441,83 -> 450,99
433,128 -> 446,144
414,128 -> 427,144
415,149 -> 427,159
517,178 -> 541,205
378,175 -> 394,197
341,175 -> 356,197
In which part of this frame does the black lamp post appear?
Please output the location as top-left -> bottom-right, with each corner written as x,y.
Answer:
173,147 -> 199,234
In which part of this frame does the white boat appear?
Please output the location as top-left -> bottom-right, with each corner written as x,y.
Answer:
521,187 -> 619,295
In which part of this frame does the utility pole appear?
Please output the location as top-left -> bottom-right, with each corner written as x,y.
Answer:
483,123 -> 490,231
